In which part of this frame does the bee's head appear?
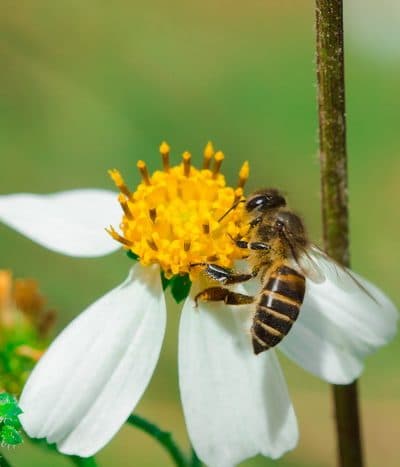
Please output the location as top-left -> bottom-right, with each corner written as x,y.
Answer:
245,189 -> 286,214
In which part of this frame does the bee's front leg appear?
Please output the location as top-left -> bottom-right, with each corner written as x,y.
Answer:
194,287 -> 254,307
233,239 -> 270,251
190,263 -> 256,285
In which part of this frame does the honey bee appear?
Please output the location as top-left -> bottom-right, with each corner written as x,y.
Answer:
193,188 -> 368,355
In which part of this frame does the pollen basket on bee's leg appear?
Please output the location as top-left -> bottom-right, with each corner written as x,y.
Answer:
107,142 -> 250,282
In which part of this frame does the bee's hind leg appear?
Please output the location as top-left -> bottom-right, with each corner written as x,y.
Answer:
194,287 -> 254,307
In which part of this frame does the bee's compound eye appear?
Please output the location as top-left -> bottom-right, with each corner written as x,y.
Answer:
246,191 -> 286,212
246,195 -> 266,212
275,220 -> 285,230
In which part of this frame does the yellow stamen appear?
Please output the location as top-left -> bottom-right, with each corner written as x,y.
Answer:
234,187 -> 244,202
109,142 -> 249,277
212,151 -> 224,178
202,222 -> 210,234
182,151 -> 191,177
149,208 -> 157,222
108,169 -> 131,198
160,141 -> 170,172
203,141 -> 214,169
106,226 -> 133,247
207,255 -> 219,262
147,238 -> 158,251
137,160 -> 151,186
237,161 -> 250,188
118,194 -> 133,220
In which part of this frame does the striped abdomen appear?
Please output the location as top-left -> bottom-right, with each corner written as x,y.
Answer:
251,264 -> 306,355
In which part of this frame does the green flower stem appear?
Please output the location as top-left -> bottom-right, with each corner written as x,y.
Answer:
0,453 -> 12,467
190,447 -> 202,467
69,455 -> 98,467
127,414 -> 197,467
315,1 -> 364,467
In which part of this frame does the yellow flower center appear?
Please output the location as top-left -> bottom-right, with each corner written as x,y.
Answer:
108,142 -> 250,278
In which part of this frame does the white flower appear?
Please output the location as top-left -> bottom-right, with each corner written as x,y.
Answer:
0,144 -> 397,466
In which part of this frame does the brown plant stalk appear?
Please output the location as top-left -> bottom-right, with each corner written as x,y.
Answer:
315,1 -> 364,467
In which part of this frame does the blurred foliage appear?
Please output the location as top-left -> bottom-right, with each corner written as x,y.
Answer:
0,271 -> 54,395
1,1 -> 399,466
0,318 -> 41,395
0,392 -> 23,447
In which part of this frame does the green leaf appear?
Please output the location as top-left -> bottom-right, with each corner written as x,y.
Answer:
160,271 -> 171,291
3,416 -> 21,430
0,425 -> 22,446
170,274 -> 192,304
159,273 -> 192,303
0,393 -> 22,420
0,393 -> 23,448
126,250 -> 139,261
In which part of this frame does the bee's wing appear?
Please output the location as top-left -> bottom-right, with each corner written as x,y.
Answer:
307,244 -> 378,303
278,228 -> 325,283
294,246 -> 326,284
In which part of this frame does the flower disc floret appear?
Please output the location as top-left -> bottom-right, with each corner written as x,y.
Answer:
108,143 -> 250,278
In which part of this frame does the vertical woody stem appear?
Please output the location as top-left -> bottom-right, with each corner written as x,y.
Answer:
315,1 -> 364,467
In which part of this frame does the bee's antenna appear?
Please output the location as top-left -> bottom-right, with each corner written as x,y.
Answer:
218,199 -> 246,222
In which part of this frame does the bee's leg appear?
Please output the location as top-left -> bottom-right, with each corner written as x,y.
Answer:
194,287 -> 254,307
233,239 -> 271,251
249,216 -> 262,229
190,263 -> 256,285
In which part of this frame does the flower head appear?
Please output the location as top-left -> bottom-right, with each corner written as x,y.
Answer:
107,142 -> 249,278
0,142 -> 397,466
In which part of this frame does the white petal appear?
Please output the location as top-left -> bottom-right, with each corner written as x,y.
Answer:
280,262 -> 398,384
179,294 -> 298,467
19,263 -> 166,456
0,190 -> 121,257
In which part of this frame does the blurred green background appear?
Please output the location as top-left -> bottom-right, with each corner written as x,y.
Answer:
1,1 -> 399,466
